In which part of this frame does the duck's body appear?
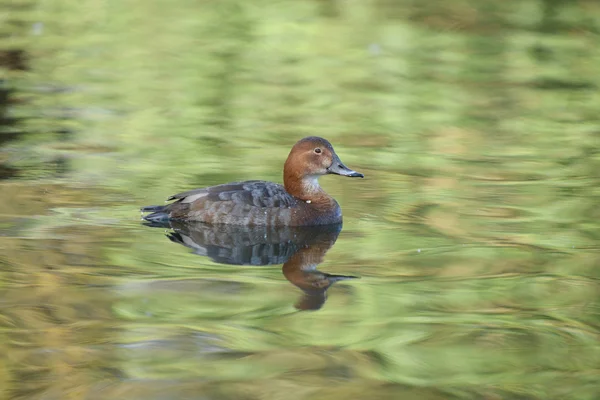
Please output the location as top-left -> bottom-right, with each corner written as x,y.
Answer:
141,137 -> 363,226
142,180 -> 341,226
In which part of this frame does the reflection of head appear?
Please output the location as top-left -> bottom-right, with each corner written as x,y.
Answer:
285,267 -> 358,311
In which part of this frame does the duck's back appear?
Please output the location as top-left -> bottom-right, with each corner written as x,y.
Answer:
145,180 -> 302,226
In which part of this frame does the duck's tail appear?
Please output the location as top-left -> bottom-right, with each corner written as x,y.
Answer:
140,205 -> 170,223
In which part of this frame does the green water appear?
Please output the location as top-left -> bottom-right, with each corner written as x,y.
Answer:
1,0 -> 599,399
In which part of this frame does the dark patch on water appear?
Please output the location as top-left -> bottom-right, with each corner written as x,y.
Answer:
0,49 -> 28,71
531,78 -> 596,91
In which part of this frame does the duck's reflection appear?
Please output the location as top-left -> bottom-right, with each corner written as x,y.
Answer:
145,221 -> 357,310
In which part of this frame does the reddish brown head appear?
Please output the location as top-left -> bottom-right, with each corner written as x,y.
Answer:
283,137 -> 363,199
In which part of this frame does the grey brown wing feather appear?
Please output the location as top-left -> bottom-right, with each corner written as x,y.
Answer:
167,188 -> 208,201
166,181 -> 299,225
168,181 -> 297,208
167,180 -> 262,202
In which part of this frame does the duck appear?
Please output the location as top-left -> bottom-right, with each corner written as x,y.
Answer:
140,136 -> 363,226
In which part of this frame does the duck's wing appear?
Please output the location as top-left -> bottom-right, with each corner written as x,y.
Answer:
141,181 -> 300,225
168,180 -> 297,208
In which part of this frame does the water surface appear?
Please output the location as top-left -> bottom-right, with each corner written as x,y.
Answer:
1,1 -> 599,399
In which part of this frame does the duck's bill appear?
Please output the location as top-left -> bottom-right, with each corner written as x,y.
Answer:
327,160 -> 364,178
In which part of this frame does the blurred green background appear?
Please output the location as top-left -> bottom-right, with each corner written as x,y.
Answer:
1,0 -> 599,399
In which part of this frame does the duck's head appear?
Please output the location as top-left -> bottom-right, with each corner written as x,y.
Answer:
284,136 -> 364,182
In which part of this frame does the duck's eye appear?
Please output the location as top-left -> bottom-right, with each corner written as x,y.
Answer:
314,148 -> 322,154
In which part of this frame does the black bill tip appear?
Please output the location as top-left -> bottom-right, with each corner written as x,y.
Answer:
347,171 -> 364,178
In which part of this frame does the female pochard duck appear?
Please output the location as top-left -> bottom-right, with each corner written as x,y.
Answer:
141,137 -> 363,226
